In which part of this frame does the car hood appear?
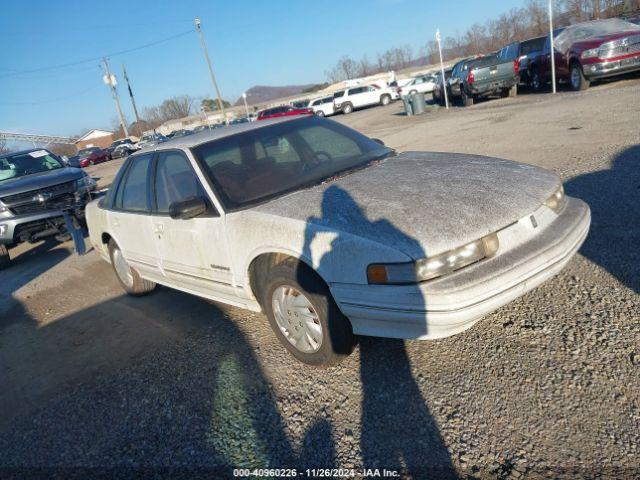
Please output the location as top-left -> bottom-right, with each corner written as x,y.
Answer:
0,167 -> 84,198
254,152 -> 560,259
572,29 -> 640,49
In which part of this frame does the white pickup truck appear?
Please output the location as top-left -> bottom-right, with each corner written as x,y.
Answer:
333,84 -> 399,114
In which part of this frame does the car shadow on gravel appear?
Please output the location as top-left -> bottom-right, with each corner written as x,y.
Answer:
302,185 -> 456,478
0,289 -> 336,476
564,144 -> 640,292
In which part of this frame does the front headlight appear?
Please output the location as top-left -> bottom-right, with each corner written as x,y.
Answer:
367,233 -> 500,285
581,48 -> 599,59
544,185 -> 567,214
75,174 -> 97,190
0,202 -> 8,214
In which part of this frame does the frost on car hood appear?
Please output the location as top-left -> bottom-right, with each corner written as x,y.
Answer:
253,152 -> 560,259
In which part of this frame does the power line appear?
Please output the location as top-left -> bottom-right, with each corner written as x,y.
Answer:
0,29 -> 195,80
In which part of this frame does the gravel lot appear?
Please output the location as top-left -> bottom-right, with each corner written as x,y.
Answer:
1,77 -> 639,479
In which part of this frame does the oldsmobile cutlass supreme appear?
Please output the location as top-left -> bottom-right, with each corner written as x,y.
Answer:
86,115 -> 590,365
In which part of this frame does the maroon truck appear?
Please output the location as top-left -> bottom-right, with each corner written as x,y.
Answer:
526,18 -> 640,91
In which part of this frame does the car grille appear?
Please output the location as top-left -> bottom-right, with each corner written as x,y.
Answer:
600,34 -> 640,59
1,180 -> 77,215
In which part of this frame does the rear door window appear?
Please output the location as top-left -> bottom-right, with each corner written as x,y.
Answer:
116,154 -> 152,212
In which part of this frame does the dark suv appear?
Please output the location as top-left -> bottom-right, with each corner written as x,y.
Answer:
0,148 -> 96,267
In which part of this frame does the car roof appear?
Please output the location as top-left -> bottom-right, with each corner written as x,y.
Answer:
0,148 -> 52,159
132,115 -> 313,154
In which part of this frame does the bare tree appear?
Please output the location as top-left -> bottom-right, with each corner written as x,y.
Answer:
159,95 -> 195,121
0,138 -> 10,155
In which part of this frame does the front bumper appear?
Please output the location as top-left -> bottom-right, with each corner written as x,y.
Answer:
331,197 -> 590,340
585,53 -> 640,79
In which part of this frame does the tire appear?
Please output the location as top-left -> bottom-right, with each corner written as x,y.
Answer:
262,261 -> 354,366
461,88 -> 474,107
531,68 -> 543,92
108,239 -> 156,296
315,110 -> 325,117
380,94 -> 391,106
0,244 -> 10,270
570,62 -> 590,91
342,102 -> 354,114
409,90 -> 417,95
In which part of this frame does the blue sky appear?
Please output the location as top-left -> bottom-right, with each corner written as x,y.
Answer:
1,0 -> 516,138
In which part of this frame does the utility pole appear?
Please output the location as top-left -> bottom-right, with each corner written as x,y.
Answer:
102,58 -> 129,138
549,0 -> 557,94
194,18 -> 228,124
122,64 -> 142,137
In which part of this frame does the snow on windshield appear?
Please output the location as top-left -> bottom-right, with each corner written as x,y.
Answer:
555,18 -> 640,52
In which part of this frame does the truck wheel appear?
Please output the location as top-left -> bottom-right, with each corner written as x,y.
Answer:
342,102 -> 354,114
461,89 -> 474,107
531,68 -> 543,92
508,84 -> 518,97
108,239 -> 156,296
570,63 -> 590,91
315,110 -> 325,117
0,244 -> 10,270
380,94 -> 391,106
262,261 -> 354,366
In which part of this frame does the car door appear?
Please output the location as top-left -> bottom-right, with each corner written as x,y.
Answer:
107,153 -> 162,282
150,149 -> 236,301
347,87 -> 367,107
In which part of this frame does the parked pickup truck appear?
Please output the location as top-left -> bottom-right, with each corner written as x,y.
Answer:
526,18 -> 640,91
499,36 -> 546,85
0,148 -> 96,267
449,54 -> 519,107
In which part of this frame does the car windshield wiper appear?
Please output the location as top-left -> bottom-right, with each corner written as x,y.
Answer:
320,150 -> 395,185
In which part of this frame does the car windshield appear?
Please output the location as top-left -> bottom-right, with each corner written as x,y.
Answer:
191,116 -> 393,209
555,19 -> 640,51
0,150 -> 64,182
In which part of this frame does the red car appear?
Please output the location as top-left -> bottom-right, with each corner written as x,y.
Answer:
257,105 -> 314,121
526,18 -> 640,91
77,147 -> 110,168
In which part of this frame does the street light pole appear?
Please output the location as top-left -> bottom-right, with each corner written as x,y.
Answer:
549,0 -> 557,94
102,58 -> 129,138
242,92 -> 250,119
436,29 -> 449,109
194,18 -> 228,125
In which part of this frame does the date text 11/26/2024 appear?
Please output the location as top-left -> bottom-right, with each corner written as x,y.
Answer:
233,468 -> 400,477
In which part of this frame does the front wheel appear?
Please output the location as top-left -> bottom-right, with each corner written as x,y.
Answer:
263,262 -> 354,366
315,110 -> 325,117
380,94 -> 391,106
108,239 -> 156,296
570,63 -> 590,91
342,102 -> 353,114
0,244 -> 10,270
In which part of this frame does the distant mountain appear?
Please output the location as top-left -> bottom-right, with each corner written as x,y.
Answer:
234,84 -> 319,106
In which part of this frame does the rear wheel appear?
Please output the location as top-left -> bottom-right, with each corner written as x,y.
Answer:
342,102 -> 354,114
461,88 -> 474,107
315,110 -> 325,117
262,262 -> 354,366
0,244 -> 10,270
570,63 -> 590,91
508,84 -> 518,97
531,68 -> 543,92
380,94 -> 391,106
108,239 -> 156,296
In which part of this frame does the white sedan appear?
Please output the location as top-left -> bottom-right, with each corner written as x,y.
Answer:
399,74 -> 437,97
86,116 -> 590,366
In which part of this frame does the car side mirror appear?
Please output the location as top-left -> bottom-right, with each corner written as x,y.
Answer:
372,138 -> 385,146
169,196 -> 208,220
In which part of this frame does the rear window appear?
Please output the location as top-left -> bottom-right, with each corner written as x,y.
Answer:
333,91 -> 345,98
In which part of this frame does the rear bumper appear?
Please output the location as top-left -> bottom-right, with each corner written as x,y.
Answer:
469,77 -> 518,96
331,197 -> 590,340
584,54 -> 640,79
